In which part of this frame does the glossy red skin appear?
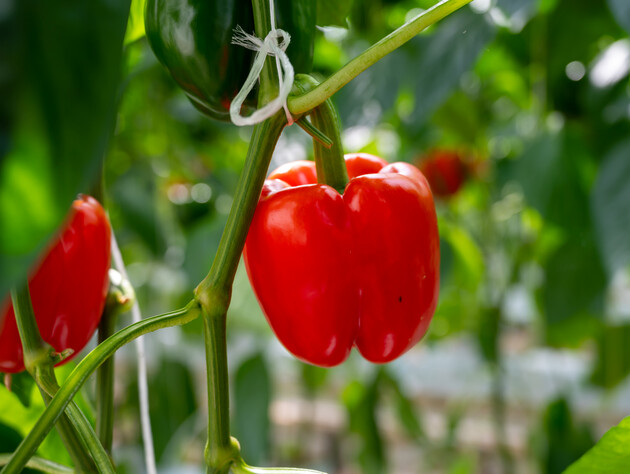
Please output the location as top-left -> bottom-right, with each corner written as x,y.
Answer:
0,196 -> 111,373
244,154 -> 439,367
418,150 -> 469,198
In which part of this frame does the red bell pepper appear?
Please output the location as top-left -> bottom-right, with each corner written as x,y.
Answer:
244,153 -> 439,367
0,195 -> 111,373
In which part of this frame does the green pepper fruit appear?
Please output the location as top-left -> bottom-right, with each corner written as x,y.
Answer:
145,0 -> 315,122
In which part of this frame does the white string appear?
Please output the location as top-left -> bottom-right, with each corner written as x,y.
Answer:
110,232 -> 157,474
230,0 -> 294,126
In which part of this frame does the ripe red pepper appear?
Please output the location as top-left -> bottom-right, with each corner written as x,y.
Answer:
244,154 -> 439,367
418,149 -> 470,198
0,196 -> 111,373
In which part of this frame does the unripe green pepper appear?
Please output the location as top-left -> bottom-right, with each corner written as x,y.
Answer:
145,0 -> 315,122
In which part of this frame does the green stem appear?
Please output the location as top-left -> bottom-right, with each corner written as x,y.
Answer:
0,455 -> 72,474
195,112 -> 286,473
295,76 -> 348,193
253,0 -> 279,106
95,307 -> 118,454
288,0 -> 473,115
296,118 -> 333,148
0,302 -> 200,474
11,285 -> 106,473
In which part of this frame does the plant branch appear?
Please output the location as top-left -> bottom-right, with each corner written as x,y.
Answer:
11,284 -> 109,473
195,112 -> 286,473
0,455 -> 72,474
0,302 -> 200,474
288,0 -> 473,115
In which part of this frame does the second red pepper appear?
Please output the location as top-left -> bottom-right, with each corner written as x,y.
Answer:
244,154 -> 440,367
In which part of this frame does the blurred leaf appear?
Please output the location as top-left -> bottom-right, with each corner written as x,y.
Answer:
406,8 -> 496,129
379,369 -> 424,442
233,353 -> 271,465
607,0 -> 630,34
342,376 -> 385,474
440,221 -> 485,289
145,358 -> 197,462
300,363 -> 329,396
563,416 -> 630,474
336,7 -> 495,128
590,324 -> 630,389
0,0 -> 131,297
591,139 -> 630,276
545,313 -> 602,349
111,164 -> 168,256
0,379 -> 72,466
543,234 -> 607,331
538,397 -> 594,474
0,371 -> 35,408
124,0 -> 146,45
317,0 -> 354,27
515,131 -> 590,232
184,212 -> 228,285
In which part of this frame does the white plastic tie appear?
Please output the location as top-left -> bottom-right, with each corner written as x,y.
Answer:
230,23 -> 295,126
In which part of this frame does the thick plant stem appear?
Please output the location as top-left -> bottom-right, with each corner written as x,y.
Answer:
11,284 -> 109,473
288,0 -> 473,115
0,302 -> 200,474
195,113 -> 286,473
202,310 -> 234,474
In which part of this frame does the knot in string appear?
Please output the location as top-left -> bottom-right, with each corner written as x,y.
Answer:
230,26 -> 294,126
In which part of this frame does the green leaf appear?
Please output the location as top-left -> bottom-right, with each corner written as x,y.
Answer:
543,235 -> 607,332
0,0 -> 131,297
233,353 -> 271,465
514,130 -> 591,233
406,8 -> 496,128
590,324 -> 630,389
538,397 -> 594,474
300,363 -> 329,395
317,0 -> 354,27
0,379 -> 72,466
591,139 -> 630,276
0,371 -> 35,408
379,369 -> 424,442
124,0 -> 147,45
342,375 -> 385,474
564,417 -> 630,474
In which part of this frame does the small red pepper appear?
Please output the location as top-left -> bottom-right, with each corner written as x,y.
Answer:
244,154 -> 439,367
0,195 -> 111,373
418,149 -> 470,198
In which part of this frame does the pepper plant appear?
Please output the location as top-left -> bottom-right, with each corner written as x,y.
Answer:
2,0 -> 630,473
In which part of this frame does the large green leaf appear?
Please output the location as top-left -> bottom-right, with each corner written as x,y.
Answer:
233,353 -> 271,465
564,417 -> 630,474
537,397 -> 594,474
543,234 -> 607,329
591,139 -> 630,276
513,129 -> 592,233
0,0 -> 131,297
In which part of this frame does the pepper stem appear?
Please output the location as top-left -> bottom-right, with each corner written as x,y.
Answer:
293,75 -> 348,194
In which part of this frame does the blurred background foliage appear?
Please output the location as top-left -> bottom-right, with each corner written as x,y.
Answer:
2,0 -> 630,472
